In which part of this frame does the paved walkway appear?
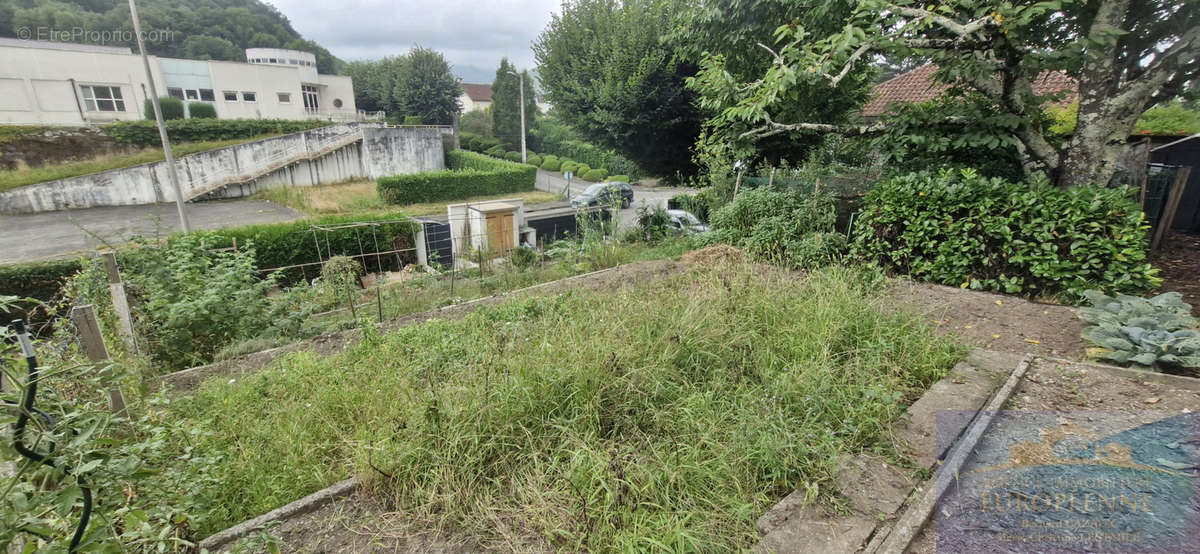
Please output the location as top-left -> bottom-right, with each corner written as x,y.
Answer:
0,200 -> 302,264
534,169 -> 695,229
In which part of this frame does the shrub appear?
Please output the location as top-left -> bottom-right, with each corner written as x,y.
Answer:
460,131 -> 479,149
404,115 -> 424,125
525,154 -> 543,167
509,246 -> 541,269
709,187 -> 843,269
321,255 -> 363,291
504,151 -> 522,162
377,150 -> 536,204
561,161 -> 579,174
668,191 -> 713,223
851,169 -> 1159,299
581,168 -> 608,182
541,158 -> 562,171
144,96 -> 184,120
485,144 -> 506,157
575,164 -> 592,176
0,258 -> 83,319
1078,290 -> 1200,370
104,119 -> 331,146
608,174 -> 630,183
187,102 -> 217,119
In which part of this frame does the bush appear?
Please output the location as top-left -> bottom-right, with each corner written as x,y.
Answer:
1078,290 -> 1200,371
669,191 -> 714,223
509,246 -> 541,269
460,131 -> 479,150
187,102 -> 217,119
504,151 -> 522,162
104,119 -> 331,146
851,169 -> 1159,298
320,255 -> 363,291
561,161 -> 579,174
541,158 -> 562,171
708,187 -> 843,269
485,144 -> 506,157
608,174 -> 630,183
377,150 -> 536,204
581,168 -> 608,182
575,164 -> 592,176
525,154 -> 543,167
404,115 -> 424,125
0,258 -> 83,319
144,96 -> 184,120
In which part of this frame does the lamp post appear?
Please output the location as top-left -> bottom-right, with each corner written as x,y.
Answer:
506,68 -> 527,163
127,0 -> 189,232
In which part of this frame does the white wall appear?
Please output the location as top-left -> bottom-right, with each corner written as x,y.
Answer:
208,61 -> 306,120
0,42 -> 159,125
317,74 -> 357,119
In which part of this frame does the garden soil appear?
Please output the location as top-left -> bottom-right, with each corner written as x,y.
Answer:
1153,230 -> 1200,316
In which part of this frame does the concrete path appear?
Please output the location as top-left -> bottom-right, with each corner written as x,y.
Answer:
0,199 -> 302,264
534,169 -> 695,229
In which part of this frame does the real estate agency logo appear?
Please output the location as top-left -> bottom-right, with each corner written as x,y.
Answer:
936,411 -> 1200,553
16,26 -> 176,44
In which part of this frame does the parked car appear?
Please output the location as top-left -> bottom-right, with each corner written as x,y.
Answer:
667,209 -> 710,235
571,181 -> 634,209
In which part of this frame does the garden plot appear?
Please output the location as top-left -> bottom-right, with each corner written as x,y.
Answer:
161,261 -> 962,551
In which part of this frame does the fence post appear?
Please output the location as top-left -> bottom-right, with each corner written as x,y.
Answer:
70,304 -> 126,414
1151,166 -> 1192,251
102,252 -> 138,353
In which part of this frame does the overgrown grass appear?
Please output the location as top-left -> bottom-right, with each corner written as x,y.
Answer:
255,180 -> 561,216
170,263 -> 962,548
0,135 -> 277,192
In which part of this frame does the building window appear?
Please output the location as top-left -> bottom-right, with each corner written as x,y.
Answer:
302,84 -> 319,111
185,89 -> 199,101
242,91 -> 257,103
167,87 -> 184,100
223,91 -> 238,101
80,85 -> 125,112
268,58 -> 277,63
277,92 -> 291,104
199,89 -> 215,102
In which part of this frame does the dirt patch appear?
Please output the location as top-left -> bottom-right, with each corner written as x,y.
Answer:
158,260 -> 684,393
226,491 -> 486,554
682,244 -> 745,265
888,280 -> 1086,359
1153,230 -> 1200,316
0,126 -> 139,171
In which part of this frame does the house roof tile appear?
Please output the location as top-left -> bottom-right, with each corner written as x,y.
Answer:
861,64 -> 1077,116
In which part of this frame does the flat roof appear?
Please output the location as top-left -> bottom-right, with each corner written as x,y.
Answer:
0,37 -> 131,55
469,201 -> 518,213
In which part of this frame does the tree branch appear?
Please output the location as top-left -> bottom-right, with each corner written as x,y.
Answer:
891,6 -> 999,38
739,114 -> 888,140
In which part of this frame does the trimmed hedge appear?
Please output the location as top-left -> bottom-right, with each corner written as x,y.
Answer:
541,158 -> 562,171
103,119 -> 333,146
525,154 -> 543,167
144,97 -> 184,120
504,151 -> 522,162
608,174 -> 630,183
576,164 -> 592,176
581,168 -> 608,182
404,116 -> 424,125
561,161 -> 580,174
188,102 -> 217,119
485,144 -> 506,157
377,150 -> 536,205
852,169 -> 1159,299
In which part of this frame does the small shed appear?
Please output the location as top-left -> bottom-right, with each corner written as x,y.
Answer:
1150,134 -> 1200,232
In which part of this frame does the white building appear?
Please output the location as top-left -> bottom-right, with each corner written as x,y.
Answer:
458,83 -> 492,113
0,38 -> 365,125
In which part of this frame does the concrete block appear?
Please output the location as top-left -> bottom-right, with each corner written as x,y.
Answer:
753,514 -> 876,554
834,454 -> 914,517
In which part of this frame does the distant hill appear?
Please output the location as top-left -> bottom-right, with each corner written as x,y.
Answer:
0,0 -> 342,73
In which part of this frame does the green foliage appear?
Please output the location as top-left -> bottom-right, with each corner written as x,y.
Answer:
342,48 -> 461,123
504,151 -> 522,162
460,109 -> 493,137
529,117 -> 642,178
608,174 -> 629,183
403,115 -> 424,125
1078,290 -> 1200,370
1049,101 -> 1200,137
0,258 -> 81,319
320,255 -> 363,292
157,264 -> 961,548
525,154 -> 543,167
491,58 -> 538,150
561,161 -> 580,174
852,170 -> 1160,299
707,187 -> 844,269
145,97 -> 185,120
534,0 -> 701,177
484,144 -> 506,157
103,119 -> 330,146
508,246 -> 541,269
635,205 -> 673,242
187,102 -> 217,119
181,34 -> 242,60
668,191 -> 714,223
575,164 -> 592,176
377,150 -> 536,204
541,157 -> 562,171
581,168 -> 608,182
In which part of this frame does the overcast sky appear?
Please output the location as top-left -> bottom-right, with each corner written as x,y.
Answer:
267,0 -> 560,83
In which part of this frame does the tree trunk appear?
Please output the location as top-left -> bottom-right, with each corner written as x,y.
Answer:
1059,99 -> 1142,187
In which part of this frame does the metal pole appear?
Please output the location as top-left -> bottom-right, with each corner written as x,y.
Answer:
518,71 -> 527,163
127,0 -> 189,233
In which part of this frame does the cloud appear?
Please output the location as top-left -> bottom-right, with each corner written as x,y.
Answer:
267,0 -> 559,81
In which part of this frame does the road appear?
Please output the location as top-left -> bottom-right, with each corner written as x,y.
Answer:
0,200 -> 302,264
534,169 -> 695,229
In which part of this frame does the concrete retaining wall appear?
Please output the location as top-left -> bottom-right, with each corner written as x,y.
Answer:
0,124 -> 448,214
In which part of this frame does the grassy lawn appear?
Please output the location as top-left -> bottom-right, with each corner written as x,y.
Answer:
169,263 -> 961,549
255,180 -> 561,216
0,135 -> 277,193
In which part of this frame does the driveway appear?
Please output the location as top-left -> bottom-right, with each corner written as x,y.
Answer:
0,200 -> 302,264
534,169 -> 695,229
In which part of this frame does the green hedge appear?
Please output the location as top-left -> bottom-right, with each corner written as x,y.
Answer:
851,170 -> 1159,299
541,158 -> 562,171
144,97 -> 184,120
377,150 -> 536,205
187,102 -> 217,119
0,258 -> 84,319
608,174 -> 629,183
525,154 -> 543,167
103,119 -> 333,146
504,151 -> 522,162
561,161 -> 579,174
581,168 -> 608,182
404,116 -> 424,125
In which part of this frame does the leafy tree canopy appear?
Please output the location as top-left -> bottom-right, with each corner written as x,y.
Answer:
1,0 -> 341,73
491,58 -> 538,150
343,48 -> 462,125
534,0 -> 703,177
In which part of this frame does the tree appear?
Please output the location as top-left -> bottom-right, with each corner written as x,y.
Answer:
460,108 -> 493,137
181,35 -> 242,61
491,58 -> 537,150
393,47 -> 461,125
692,0 -> 1200,187
534,0 -> 702,177
343,57 -> 407,113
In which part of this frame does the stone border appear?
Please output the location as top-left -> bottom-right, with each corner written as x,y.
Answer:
197,478 -> 358,552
